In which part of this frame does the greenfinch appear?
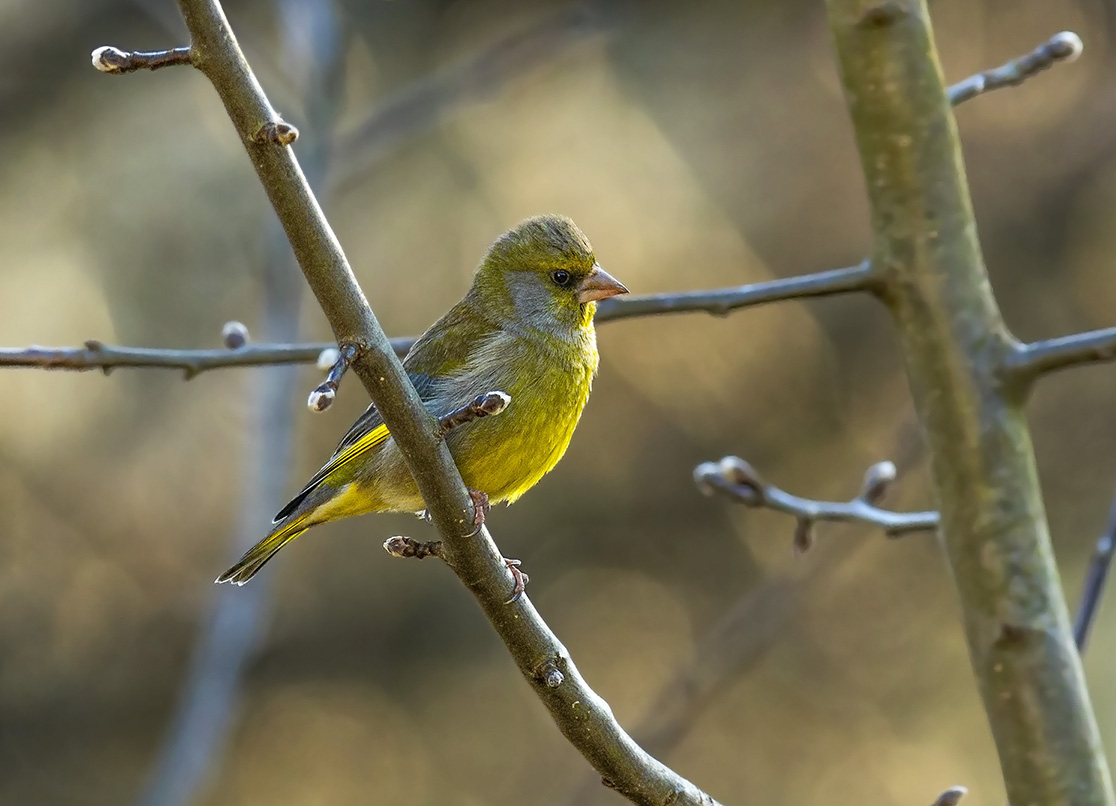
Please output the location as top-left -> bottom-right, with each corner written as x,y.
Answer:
217,215 -> 627,585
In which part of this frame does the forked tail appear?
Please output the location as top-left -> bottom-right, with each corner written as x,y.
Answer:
215,515 -> 310,585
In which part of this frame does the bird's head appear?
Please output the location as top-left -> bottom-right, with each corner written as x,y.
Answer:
471,215 -> 627,335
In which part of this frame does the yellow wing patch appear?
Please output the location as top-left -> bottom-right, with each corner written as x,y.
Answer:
317,422 -> 391,481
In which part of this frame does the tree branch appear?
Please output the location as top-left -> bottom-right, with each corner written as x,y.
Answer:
121,2 -> 726,803
0,264 -> 873,375
0,339 -> 351,378
694,456 -> 938,540
1005,326 -> 1116,384
946,32 -> 1082,106
827,3 -> 1111,804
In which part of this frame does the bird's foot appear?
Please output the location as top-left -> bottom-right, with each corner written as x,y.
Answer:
503,557 -> 529,604
468,489 -> 490,529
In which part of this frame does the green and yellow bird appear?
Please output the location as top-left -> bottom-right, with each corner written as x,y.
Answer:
217,215 -> 627,585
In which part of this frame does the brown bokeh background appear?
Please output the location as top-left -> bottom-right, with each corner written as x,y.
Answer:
2,1 -> 1115,804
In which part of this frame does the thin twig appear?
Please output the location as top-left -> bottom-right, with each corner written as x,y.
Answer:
0,265 -> 872,375
947,32 -> 1082,106
594,262 -> 873,322
92,45 -> 193,73
437,391 -> 511,436
1073,491 -> 1116,651
1005,326 -> 1116,384
306,342 -> 357,411
0,340 -> 409,376
694,456 -> 939,539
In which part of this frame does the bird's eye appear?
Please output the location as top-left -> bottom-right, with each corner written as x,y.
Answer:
551,269 -> 572,287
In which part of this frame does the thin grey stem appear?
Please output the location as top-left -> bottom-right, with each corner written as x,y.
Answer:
1006,326 -> 1116,384
695,457 -> 939,539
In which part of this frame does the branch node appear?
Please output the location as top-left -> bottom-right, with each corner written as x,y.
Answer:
254,120 -> 299,146
535,657 -> 565,689
221,320 -> 250,349
857,1 -> 909,29
383,536 -> 444,560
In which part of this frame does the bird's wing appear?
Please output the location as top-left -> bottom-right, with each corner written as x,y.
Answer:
273,299 -> 494,523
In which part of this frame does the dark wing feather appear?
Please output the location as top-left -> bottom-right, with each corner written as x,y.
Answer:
272,297 -> 492,523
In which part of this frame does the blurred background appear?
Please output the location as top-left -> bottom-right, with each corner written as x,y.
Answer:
2,0 -> 1115,804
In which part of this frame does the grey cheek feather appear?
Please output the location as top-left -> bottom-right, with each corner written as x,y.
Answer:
506,272 -> 578,341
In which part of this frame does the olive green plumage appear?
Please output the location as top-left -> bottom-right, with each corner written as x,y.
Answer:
218,215 -> 627,584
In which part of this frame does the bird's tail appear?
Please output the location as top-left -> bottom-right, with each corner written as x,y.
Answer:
215,514 -> 311,585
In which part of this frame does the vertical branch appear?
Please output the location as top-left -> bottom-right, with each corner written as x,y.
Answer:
825,3 -> 1113,805
135,3 -> 344,804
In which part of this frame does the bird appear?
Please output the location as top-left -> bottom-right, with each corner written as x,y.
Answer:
217,214 -> 627,586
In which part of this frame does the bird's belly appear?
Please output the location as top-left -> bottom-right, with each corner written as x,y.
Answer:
450,367 -> 591,504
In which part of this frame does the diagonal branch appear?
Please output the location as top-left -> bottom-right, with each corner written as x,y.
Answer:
131,2 -> 727,803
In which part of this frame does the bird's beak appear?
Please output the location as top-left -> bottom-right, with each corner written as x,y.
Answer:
577,265 -> 628,304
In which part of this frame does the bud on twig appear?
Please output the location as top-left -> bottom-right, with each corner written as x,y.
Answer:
1049,31 -> 1083,63
859,460 -> 897,505
221,321 -> 249,349
792,518 -> 815,556
316,347 -> 340,370
307,384 -> 335,412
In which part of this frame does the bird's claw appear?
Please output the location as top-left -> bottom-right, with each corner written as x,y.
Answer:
468,489 -> 490,529
503,557 -> 529,604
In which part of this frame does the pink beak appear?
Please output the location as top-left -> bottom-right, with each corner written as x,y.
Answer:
577,265 -> 628,304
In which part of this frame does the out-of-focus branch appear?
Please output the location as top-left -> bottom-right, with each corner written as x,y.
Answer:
1006,326 -> 1116,385
123,2 -> 726,803
332,4 -> 608,189
827,2 -> 1110,803
134,3 -> 344,806
695,456 -> 938,541
946,32 -> 1082,105
1073,491 -> 1116,651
